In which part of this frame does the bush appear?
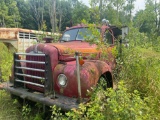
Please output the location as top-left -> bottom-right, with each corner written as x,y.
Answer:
114,26 -> 160,117
50,81 -> 156,120
0,43 -> 13,81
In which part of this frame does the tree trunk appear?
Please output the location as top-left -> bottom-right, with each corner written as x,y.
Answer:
53,0 -> 56,32
49,0 -> 56,33
59,14 -> 62,31
99,0 -> 103,20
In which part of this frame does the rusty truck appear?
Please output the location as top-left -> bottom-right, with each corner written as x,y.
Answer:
0,20 -> 128,111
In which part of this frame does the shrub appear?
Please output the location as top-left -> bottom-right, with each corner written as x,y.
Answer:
50,81 -> 157,120
114,26 -> 160,117
0,43 -> 13,81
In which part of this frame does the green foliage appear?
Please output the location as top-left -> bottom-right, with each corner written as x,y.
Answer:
89,7 -> 100,24
112,26 -> 160,118
22,104 -> 31,119
153,36 -> 160,52
21,102 -> 44,120
0,0 -> 21,27
117,46 -> 160,115
50,105 -> 64,120
130,26 -> 149,47
72,2 -> 90,25
16,0 -> 37,29
0,43 -> 13,81
81,20 -> 118,61
0,90 -> 23,120
50,81 -> 155,120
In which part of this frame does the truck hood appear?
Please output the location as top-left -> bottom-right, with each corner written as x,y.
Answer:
50,41 -> 98,54
26,41 -> 113,61
49,41 -> 100,61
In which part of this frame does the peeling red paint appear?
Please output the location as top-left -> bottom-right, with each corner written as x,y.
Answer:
53,60 -> 111,98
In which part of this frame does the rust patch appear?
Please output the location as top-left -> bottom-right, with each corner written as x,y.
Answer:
0,30 -> 17,40
60,88 -> 64,94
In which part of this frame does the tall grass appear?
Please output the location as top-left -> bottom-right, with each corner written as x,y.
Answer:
0,90 -> 23,120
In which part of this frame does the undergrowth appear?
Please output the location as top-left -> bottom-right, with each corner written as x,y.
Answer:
0,90 -> 22,120
50,81 -> 157,120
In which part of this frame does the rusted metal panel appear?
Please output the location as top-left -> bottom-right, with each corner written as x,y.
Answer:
51,41 -> 98,55
0,28 -> 54,40
47,41 -> 100,61
53,60 -> 112,98
0,28 -> 18,40
17,38 -> 37,53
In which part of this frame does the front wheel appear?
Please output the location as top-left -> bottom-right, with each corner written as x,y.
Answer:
98,72 -> 113,90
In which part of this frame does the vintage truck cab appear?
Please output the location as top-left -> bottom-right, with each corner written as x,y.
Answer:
0,20 -> 128,111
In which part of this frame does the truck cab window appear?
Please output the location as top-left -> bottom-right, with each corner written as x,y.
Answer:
76,28 -> 89,40
61,29 -> 79,41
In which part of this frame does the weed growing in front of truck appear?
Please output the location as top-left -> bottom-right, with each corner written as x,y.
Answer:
50,105 -> 64,120
21,103 -> 43,120
22,104 -> 31,120
0,90 -> 23,120
50,81 -> 155,120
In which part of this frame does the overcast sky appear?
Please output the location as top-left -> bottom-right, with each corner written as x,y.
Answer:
81,0 -> 146,11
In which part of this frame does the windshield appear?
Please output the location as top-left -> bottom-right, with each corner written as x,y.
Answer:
60,27 -> 114,44
60,28 -> 99,42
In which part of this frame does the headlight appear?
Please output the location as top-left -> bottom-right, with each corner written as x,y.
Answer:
58,74 -> 67,87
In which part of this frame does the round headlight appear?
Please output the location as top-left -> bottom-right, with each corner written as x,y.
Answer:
58,74 -> 67,87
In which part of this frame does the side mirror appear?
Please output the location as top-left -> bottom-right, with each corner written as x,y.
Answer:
122,26 -> 129,39
121,26 -> 129,47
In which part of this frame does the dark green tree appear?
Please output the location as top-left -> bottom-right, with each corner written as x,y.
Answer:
56,0 -> 72,31
16,0 -> 37,29
124,0 -> 136,22
71,1 -> 90,25
0,0 -> 20,27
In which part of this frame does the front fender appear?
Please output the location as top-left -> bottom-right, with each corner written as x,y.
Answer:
53,60 -> 112,98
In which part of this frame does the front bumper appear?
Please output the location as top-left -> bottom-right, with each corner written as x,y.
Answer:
0,82 -> 87,111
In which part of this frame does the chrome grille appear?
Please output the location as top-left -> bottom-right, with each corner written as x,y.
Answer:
26,55 -> 45,88
14,53 -> 53,96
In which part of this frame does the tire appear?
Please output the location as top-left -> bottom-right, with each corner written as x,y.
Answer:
98,72 -> 113,89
